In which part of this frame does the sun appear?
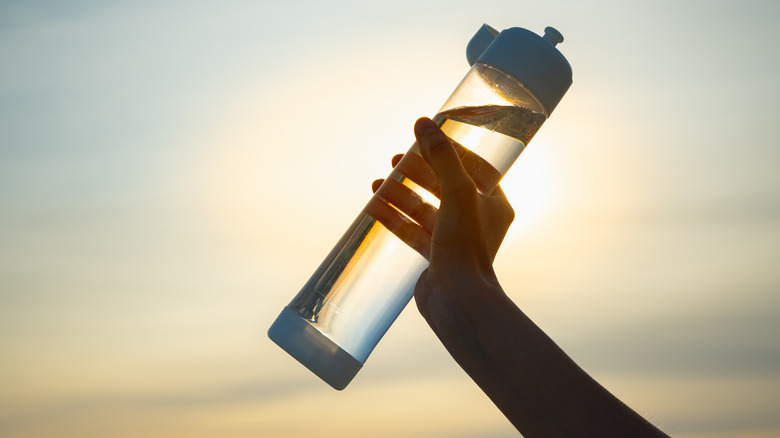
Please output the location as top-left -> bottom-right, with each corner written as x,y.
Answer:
498,138 -> 559,238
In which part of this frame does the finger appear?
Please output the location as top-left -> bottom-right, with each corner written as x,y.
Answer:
489,183 -> 508,200
414,117 -> 476,201
364,196 -> 431,260
488,184 -> 516,225
372,179 -> 384,193
391,151 -> 440,198
417,126 -> 500,194
390,144 -> 499,197
374,178 -> 437,233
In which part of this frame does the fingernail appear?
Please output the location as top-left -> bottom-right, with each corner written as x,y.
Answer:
414,117 -> 437,137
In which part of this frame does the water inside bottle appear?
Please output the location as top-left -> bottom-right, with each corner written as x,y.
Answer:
434,104 -> 546,177
288,104 -> 545,363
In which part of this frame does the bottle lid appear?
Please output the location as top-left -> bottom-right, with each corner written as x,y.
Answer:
467,24 -> 573,115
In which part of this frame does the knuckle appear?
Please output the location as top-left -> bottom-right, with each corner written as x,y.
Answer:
504,203 -> 516,223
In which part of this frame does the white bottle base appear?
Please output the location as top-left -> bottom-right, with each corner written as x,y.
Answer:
268,306 -> 362,390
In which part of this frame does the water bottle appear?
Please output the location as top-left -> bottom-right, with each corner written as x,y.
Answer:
268,24 -> 573,390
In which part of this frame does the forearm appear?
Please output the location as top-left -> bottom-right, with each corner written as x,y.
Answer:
418,273 -> 670,438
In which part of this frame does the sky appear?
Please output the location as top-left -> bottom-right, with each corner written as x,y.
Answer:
1,0 -> 779,437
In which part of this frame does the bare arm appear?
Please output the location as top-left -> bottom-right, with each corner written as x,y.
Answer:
418,264 -> 668,437
367,117 -> 669,437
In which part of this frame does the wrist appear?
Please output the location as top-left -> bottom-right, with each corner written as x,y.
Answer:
416,267 -> 508,334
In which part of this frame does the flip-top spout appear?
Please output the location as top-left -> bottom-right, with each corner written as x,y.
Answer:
466,24 -> 499,66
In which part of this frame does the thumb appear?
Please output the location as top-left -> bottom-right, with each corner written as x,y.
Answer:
414,117 -> 475,199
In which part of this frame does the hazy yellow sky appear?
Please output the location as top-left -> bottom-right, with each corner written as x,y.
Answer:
2,1 -> 779,437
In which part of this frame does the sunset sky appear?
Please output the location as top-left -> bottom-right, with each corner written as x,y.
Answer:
1,1 -> 779,437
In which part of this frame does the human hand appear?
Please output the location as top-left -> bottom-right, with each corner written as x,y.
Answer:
364,117 -> 515,314
366,119 -> 672,438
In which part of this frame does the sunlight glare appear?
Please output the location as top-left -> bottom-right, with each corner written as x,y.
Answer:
500,137 -> 559,237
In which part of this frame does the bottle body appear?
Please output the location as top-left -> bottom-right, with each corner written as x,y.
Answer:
269,62 -> 548,389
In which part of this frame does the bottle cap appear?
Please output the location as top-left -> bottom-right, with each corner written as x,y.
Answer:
467,24 -> 573,115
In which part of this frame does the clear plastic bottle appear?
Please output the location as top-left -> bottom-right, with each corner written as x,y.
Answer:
268,25 -> 573,390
